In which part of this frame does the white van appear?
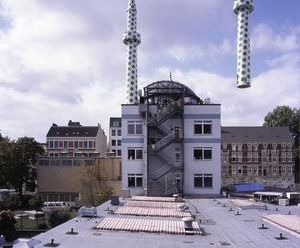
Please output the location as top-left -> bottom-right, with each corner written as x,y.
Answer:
41,201 -> 68,213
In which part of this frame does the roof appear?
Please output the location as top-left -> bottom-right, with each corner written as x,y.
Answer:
221,126 -> 292,142
28,197 -> 300,248
47,126 -> 100,137
109,117 -> 122,128
144,80 -> 201,104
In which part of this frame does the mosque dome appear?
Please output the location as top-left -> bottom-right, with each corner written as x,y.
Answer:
143,80 -> 202,104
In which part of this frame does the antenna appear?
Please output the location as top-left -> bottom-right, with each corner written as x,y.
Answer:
169,71 -> 173,81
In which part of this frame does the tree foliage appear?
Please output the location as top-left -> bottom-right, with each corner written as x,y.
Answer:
263,106 -> 300,147
0,137 -> 44,198
263,106 -> 300,183
79,160 -> 113,206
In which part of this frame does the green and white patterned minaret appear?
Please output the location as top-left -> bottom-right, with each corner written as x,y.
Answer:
123,0 -> 141,104
234,0 -> 254,88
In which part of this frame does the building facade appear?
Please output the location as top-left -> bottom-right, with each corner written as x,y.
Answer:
46,120 -> 107,158
221,127 -> 295,188
109,118 -> 122,157
37,120 -> 113,202
122,81 -> 221,196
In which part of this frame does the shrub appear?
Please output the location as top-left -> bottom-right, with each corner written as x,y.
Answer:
28,195 -> 43,210
48,211 -> 71,228
38,223 -> 48,230
1,195 -> 21,210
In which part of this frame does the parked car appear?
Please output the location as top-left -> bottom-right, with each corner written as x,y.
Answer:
41,201 -> 69,213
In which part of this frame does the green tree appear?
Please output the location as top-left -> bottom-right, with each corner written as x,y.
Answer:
263,106 -> 300,183
0,137 -> 44,198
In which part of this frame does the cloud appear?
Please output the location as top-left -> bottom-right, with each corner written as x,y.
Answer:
0,0 -> 299,142
167,39 -> 233,63
252,23 -> 300,52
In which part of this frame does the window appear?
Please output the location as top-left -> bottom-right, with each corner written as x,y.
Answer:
232,152 -> 237,162
253,152 -> 258,162
238,152 -> 242,162
112,149 -> 116,155
272,143 -> 277,150
175,148 -> 181,161
232,144 -> 237,151
193,147 -> 212,160
84,141 -> 87,148
79,141 -> 83,148
228,166 -> 232,176
113,121 -> 119,127
194,174 -> 213,188
128,148 -> 143,160
117,150 -> 122,156
247,144 -> 252,150
194,121 -> 212,135
282,143 -> 286,150
117,140 -> 121,146
74,141 -> 78,148
117,130 -> 122,136
69,141 -> 73,148
287,153 -> 292,162
238,144 -> 242,151
111,129 -> 116,136
287,143 -> 292,150
54,141 -> 58,148
254,144 -> 258,150
281,153 -> 286,162
59,141 -> 63,148
89,141 -> 93,148
49,141 -> 53,148
128,121 -> 143,135
64,141 -> 67,148
128,174 -> 143,187
111,140 -> 116,146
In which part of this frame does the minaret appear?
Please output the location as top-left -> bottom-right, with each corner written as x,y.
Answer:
233,0 -> 254,88
123,0 -> 141,104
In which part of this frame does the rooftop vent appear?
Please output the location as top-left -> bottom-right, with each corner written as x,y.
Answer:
78,207 -> 97,218
182,216 -> 195,235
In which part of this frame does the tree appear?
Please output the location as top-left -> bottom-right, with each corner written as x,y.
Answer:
79,160 -> 113,206
263,106 -> 300,183
0,137 -> 44,198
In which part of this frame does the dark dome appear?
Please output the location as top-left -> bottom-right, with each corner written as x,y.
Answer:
143,80 -> 201,104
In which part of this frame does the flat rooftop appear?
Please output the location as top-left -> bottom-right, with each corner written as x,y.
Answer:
26,197 -> 300,248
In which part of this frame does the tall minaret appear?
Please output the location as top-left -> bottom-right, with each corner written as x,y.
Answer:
123,0 -> 141,104
233,0 -> 254,88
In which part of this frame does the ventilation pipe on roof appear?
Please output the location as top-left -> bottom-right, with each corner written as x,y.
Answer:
182,216 -> 194,235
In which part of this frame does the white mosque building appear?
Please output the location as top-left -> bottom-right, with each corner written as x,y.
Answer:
121,0 -> 222,196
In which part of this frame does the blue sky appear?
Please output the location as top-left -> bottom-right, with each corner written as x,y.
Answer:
0,0 -> 299,142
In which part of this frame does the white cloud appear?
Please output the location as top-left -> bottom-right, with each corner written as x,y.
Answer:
252,23 -> 300,52
0,0 -> 299,143
167,39 -> 233,63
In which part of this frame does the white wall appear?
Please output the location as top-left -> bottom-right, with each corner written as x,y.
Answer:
121,105 -> 146,195
183,105 -> 221,195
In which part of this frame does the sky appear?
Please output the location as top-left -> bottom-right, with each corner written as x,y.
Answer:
0,0 -> 299,142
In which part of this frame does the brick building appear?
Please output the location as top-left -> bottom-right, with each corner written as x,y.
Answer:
221,127 -> 295,188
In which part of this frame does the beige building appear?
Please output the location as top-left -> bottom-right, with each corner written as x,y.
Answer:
37,121 -> 121,202
37,157 -> 121,202
221,127 -> 295,188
